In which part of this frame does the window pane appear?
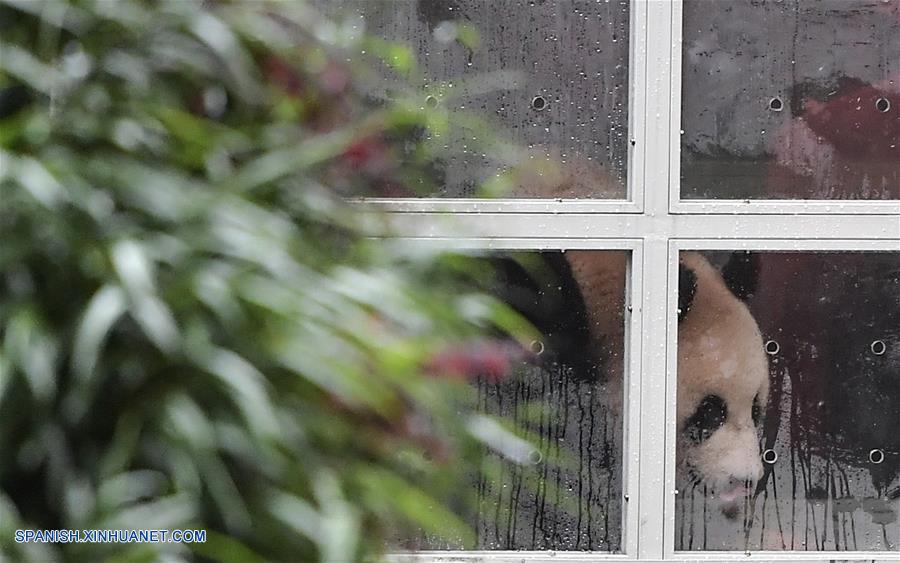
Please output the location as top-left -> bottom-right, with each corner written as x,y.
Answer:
676,251 -> 900,551
409,250 -> 627,551
681,1 -> 900,200
320,1 -> 630,199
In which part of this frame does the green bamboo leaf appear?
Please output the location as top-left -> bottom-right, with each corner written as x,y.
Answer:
0,351 -> 12,408
71,284 -> 127,381
189,11 -> 263,104
4,309 -> 57,402
110,240 -> 155,294
227,128 -> 355,194
268,490 -> 321,543
466,414 -> 538,465
356,468 -> 475,548
97,470 -> 168,514
12,156 -> 64,208
197,455 -> 252,533
0,1 -> 541,559
0,41 -> 57,94
97,494 -> 196,532
97,412 -> 143,479
189,531 -> 267,563
163,394 -> 215,452
0,0 -> 88,32
200,347 -> 280,440
110,240 -> 179,354
312,471 -> 360,563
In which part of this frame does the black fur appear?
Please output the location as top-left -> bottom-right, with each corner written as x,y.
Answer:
493,251 -> 760,383
721,251 -> 759,301
683,394 -> 727,444
490,251 -> 599,381
678,263 -> 698,323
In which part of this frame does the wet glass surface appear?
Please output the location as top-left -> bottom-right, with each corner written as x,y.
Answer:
319,1 -> 630,198
464,361 -> 623,551
418,250 -> 626,551
676,251 -> 900,551
681,1 -> 900,199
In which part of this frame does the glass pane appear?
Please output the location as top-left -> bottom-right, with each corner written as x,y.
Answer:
676,250 -> 900,551
681,1 -> 900,200
319,1 -> 630,199
409,250 -> 627,551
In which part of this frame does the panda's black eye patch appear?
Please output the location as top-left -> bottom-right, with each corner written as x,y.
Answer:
684,394 -> 727,444
752,393 -> 762,427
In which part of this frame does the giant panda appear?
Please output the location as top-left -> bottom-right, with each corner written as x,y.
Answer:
674,252 -> 769,520
498,153 -> 770,520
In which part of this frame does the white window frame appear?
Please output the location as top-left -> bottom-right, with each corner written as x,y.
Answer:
376,1 -> 900,561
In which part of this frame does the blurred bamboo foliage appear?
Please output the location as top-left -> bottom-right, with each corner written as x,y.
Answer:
0,1 -> 535,561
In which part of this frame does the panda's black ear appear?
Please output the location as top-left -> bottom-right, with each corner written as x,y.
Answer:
678,263 -> 697,323
721,251 -> 759,302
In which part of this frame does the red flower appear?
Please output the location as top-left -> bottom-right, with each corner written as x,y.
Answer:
319,61 -> 350,95
424,340 -> 532,383
341,134 -> 393,177
263,55 -> 305,97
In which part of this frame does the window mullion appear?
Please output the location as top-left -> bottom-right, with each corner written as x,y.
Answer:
637,0 -> 677,559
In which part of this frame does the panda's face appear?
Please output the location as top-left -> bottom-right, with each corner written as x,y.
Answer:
676,253 -> 769,519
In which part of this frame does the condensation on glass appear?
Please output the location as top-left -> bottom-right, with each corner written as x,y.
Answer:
676,251 -> 900,551
681,1 -> 900,200
416,250 -> 626,552
319,1 -> 630,198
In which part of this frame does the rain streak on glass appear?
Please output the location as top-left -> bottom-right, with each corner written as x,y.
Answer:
412,250 -> 627,552
676,251 -> 900,552
681,0 -> 900,200
317,1 -> 630,198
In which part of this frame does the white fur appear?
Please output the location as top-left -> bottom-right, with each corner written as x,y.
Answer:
676,253 -> 769,507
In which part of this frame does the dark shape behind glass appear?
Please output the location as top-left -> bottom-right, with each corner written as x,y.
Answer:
681,0 -> 900,199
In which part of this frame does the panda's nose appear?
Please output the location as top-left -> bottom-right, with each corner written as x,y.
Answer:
713,425 -> 764,488
728,457 -> 763,486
